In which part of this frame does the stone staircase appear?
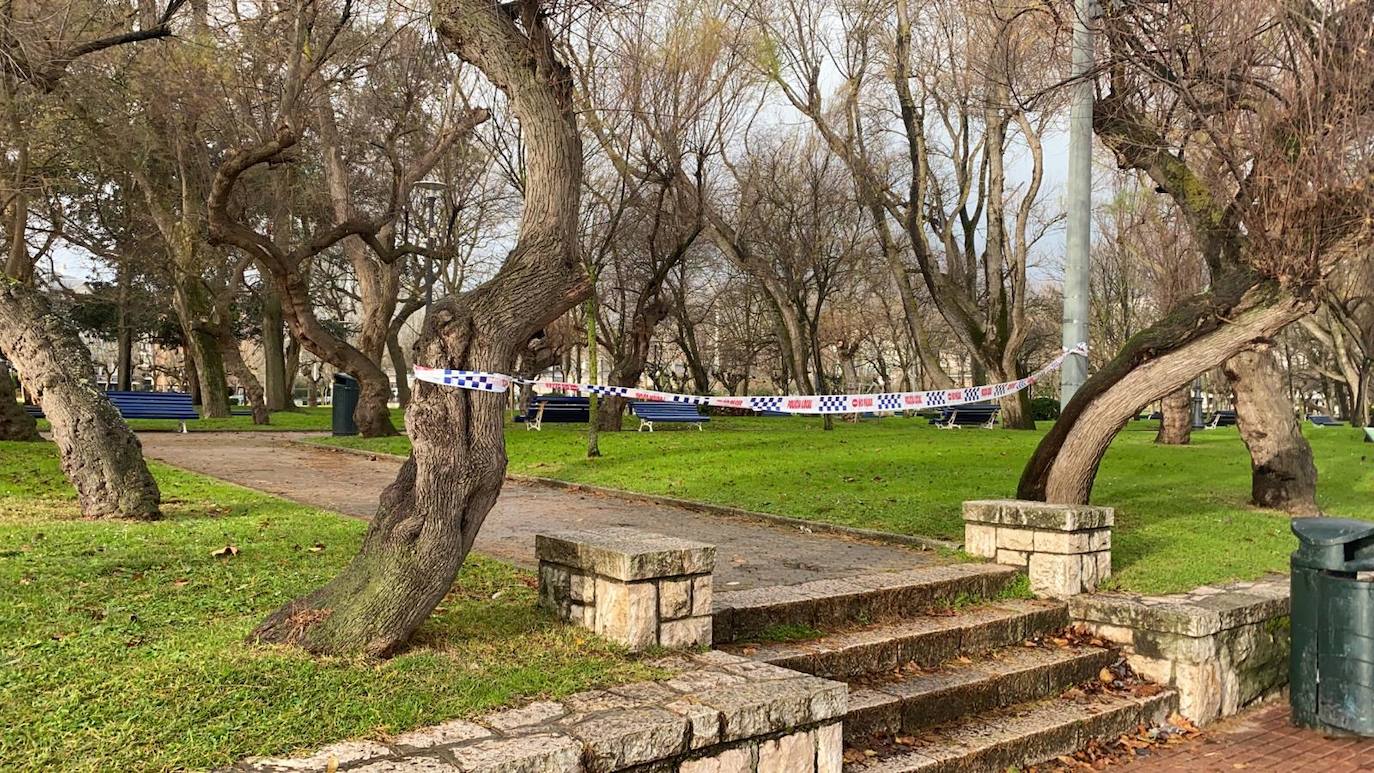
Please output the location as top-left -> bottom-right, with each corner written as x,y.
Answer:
715,564 -> 1177,773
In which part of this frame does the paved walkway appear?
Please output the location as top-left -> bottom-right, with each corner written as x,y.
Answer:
1124,702 -> 1374,771
138,432 -> 942,591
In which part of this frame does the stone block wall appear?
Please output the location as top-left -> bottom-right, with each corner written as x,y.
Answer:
233,650 -> 846,773
964,500 -> 1113,598
538,527 -> 715,651
1070,575 -> 1290,725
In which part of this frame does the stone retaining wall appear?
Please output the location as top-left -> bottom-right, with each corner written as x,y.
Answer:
233,651 -> 846,772
1070,575 -> 1289,725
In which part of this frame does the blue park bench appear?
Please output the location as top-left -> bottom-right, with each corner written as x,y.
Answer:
929,403 -> 1000,429
1204,409 -> 1238,429
630,401 -> 708,431
24,391 -> 201,430
1309,415 -> 1344,427
516,395 -> 590,431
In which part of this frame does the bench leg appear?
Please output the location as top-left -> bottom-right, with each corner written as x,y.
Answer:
180,421 -> 188,434
695,423 -> 703,431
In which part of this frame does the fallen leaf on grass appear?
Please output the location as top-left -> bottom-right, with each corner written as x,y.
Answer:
308,543 -> 326,553
211,545 -> 239,558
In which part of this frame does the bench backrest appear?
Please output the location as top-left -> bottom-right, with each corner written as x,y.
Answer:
631,401 -> 705,419
106,391 -> 200,419
21,391 -> 200,420
1211,410 -> 1238,426
522,394 -> 589,422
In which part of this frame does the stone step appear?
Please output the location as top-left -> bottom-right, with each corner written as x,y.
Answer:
843,688 -> 1178,773
844,643 -> 1119,743
722,599 -> 1068,680
711,563 -> 1022,644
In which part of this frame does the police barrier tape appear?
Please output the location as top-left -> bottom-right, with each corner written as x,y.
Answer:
413,343 -> 1087,416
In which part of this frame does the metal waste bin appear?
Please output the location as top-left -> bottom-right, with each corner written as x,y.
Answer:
1291,517 -> 1374,735
331,373 -> 359,436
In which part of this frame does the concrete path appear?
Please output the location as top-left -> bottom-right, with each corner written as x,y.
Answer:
138,432 -> 943,591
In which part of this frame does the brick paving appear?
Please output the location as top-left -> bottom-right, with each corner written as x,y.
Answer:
1126,702 -> 1374,771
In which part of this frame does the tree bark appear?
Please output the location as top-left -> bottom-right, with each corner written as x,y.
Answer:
387,331 -> 411,409
218,325 -> 269,425
1155,387 -> 1193,445
1018,275 -> 1313,505
0,281 -> 160,518
1223,345 -> 1320,515
249,0 -> 585,656
0,362 -> 41,441
262,287 -> 293,411
172,279 -> 231,418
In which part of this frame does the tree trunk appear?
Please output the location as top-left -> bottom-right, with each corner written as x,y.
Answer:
0,362 -> 41,441
218,325 -> 269,425
115,262 -> 134,391
1018,275 -> 1312,505
1223,345 -> 1319,515
274,271 -> 397,437
1155,387 -> 1192,445
585,284 -> 601,458
0,282 -> 160,518
172,279 -> 231,418
388,331 -> 412,409
262,287 -> 293,411
999,387 -> 1034,430
249,0 -> 585,656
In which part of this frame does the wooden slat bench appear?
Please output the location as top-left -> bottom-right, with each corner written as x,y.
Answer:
631,401 -> 708,432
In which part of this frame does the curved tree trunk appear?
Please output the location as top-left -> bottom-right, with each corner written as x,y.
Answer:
1155,387 -> 1193,445
275,271 -> 398,437
1223,344 -> 1319,515
0,362 -> 40,440
218,325 -> 269,425
249,0 -> 584,656
1018,275 -> 1313,505
0,282 -> 160,519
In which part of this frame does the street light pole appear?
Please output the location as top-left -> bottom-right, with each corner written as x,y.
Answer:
414,178 -> 449,323
1060,0 -> 1095,408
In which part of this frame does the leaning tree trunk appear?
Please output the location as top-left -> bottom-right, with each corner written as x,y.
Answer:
0,281 -> 160,518
1155,387 -> 1193,445
1223,344 -> 1319,515
218,324 -> 269,425
0,362 -> 41,441
172,279 -> 232,418
1018,275 -> 1313,505
249,0 -> 584,656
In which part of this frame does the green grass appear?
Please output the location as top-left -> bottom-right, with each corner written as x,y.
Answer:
34,405 -> 369,433
314,416 -> 1374,595
0,441 -> 658,772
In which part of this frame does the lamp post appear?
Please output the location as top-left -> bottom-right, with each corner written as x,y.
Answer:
1060,0 -> 1095,408
414,178 -> 448,320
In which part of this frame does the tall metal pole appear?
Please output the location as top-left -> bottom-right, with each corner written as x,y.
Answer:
1060,0 -> 1094,407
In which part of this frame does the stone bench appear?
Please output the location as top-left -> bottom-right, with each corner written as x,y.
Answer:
537,527 -> 715,651
963,499 -> 1113,598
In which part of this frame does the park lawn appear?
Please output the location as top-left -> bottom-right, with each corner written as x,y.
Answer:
0,442 -> 658,772
33,405 -> 365,433
316,416 -> 1374,595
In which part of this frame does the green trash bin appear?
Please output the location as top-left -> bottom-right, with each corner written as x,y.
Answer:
332,373 -> 359,436
1291,517 -> 1374,735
